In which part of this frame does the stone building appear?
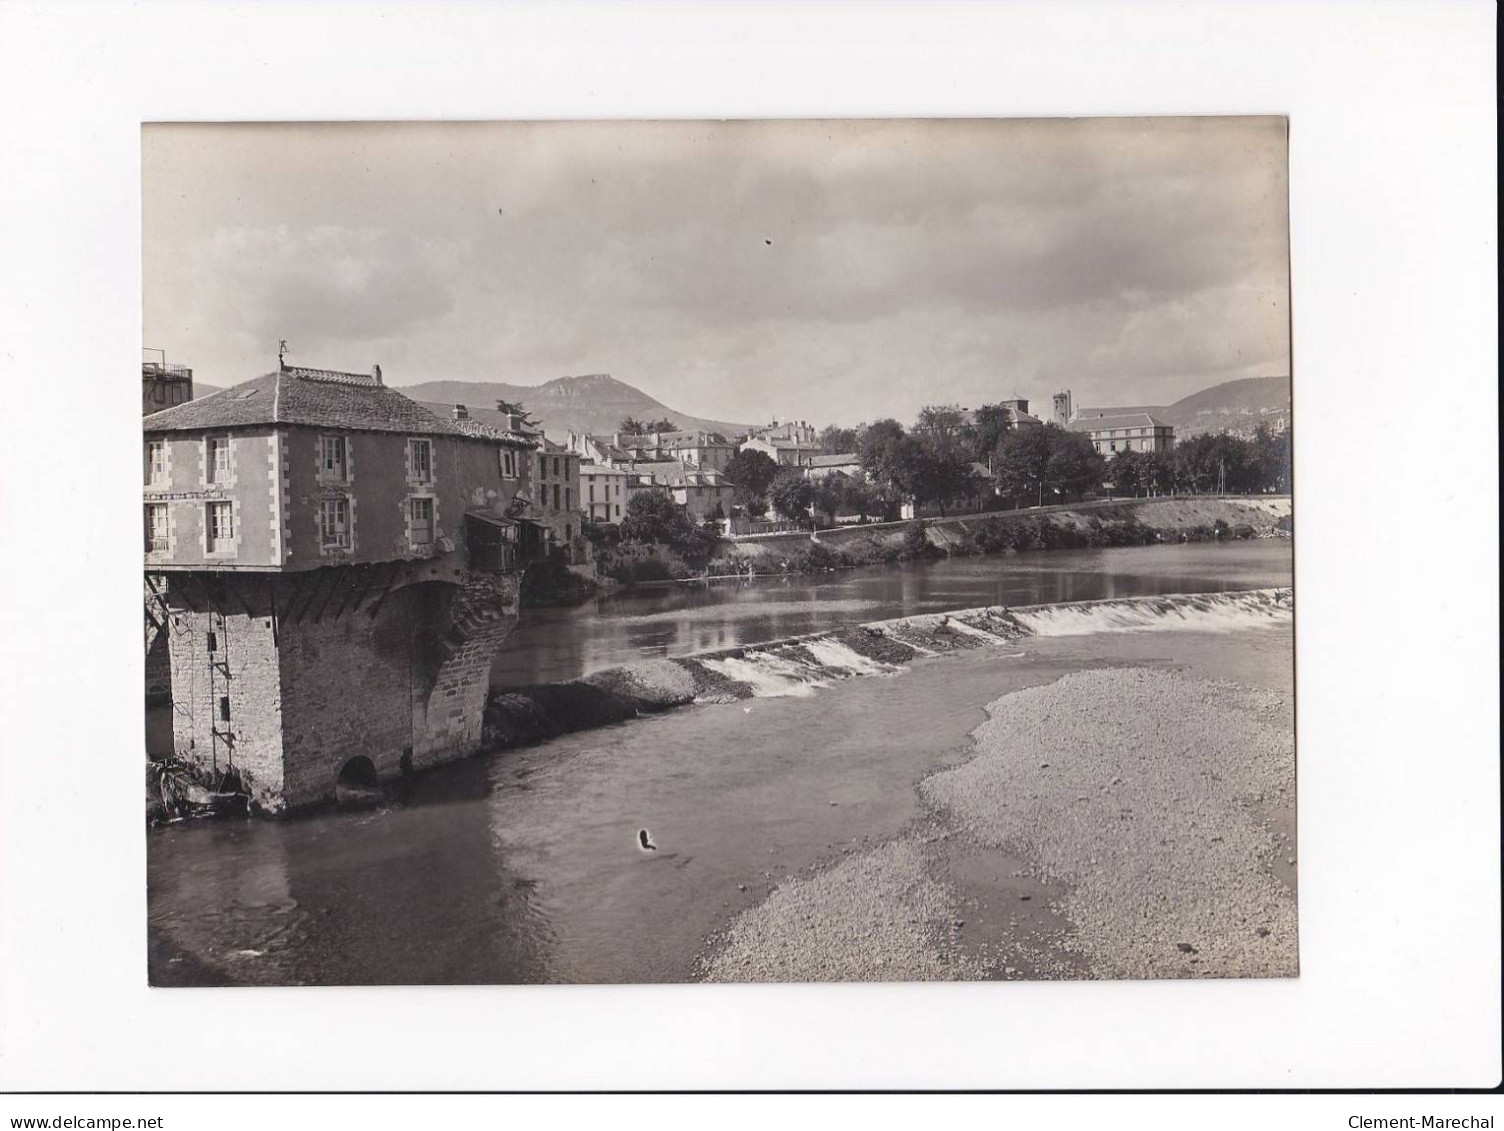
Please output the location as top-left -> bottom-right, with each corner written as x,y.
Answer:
739,434 -> 815,468
144,363 -> 542,812
1067,411 -> 1176,454
142,359 -> 194,414
580,461 -> 630,524
630,459 -> 736,522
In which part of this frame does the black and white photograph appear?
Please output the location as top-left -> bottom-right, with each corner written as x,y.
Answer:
2,0 -> 1497,1104
142,117 -> 1297,986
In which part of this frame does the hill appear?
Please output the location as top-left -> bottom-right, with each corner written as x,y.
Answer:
1086,377 -> 1288,439
394,373 -> 753,441
1160,376 -> 1290,437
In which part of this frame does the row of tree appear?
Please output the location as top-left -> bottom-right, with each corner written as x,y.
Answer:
1106,425 -> 1291,497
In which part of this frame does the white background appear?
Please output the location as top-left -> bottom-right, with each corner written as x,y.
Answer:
0,0 -> 1497,1099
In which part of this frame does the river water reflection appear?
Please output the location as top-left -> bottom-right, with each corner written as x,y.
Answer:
494,540 -> 1293,686
147,540 -> 1294,986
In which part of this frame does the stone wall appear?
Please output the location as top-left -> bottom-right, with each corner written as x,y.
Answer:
275,583 -> 425,809
411,573 -> 520,769
161,567 -> 522,813
164,590 -> 286,810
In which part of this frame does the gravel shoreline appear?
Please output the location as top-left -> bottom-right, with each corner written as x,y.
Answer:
699,662 -> 1296,982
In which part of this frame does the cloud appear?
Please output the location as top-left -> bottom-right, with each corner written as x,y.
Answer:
143,118 -> 1289,425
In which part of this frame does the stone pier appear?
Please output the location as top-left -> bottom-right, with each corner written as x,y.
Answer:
154,564 -> 521,813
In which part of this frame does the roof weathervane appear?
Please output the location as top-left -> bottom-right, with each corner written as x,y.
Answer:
278,339 -> 289,368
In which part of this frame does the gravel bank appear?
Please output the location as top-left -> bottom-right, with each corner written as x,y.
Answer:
700,839 -> 987,982
700,660 -> 1295,983
922,667 -> 1296,979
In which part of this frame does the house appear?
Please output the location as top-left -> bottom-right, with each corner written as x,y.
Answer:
608,429 -> 736,471
740,435 -> 814,468
142,363 -> 543,811
580,461 -> 630,524
1067,412 -> 1176,454
142,359 -> 194,414
803,452 -> 863,480
630,459 -> 736,522
422,401 -> 584,562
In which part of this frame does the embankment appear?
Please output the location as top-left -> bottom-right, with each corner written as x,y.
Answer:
482,587 -> 1293,750
706,495 -> 1291,577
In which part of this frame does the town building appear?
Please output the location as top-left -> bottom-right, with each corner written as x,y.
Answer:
600,429 -> 736,471
145,363 -> 542,812
423,401 -> 586,565
1067,411 -> 1176,454
739,434 -> 815,468
803,452 -> 863,480
630,459 -> 736,522
996,398 -> 1044,428
1052,390 -> 1073,426
142,358 -> 194,414
580,461 -> 630,524
749,419 -> 818,446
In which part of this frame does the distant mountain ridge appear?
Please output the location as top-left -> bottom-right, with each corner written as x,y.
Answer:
1158,376 -> 1291,438
1082,377 -> 1290,439
393,373 -> 754,441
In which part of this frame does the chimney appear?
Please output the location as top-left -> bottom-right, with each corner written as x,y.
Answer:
371,364 -> 383,386
453,404 -> 469,421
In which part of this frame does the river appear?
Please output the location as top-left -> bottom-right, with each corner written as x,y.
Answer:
495,540 -> 1293,686
146,540 -> 1293,986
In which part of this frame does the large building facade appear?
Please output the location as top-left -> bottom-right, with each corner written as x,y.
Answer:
145,365 -> 542,811
1067,411 -> 1176,454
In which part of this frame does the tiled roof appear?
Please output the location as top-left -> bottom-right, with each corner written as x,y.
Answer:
1074,404 -> 1162,420
1068,412 -> 1172,432
142,367 -> 531,447
416,401 -> 537,447
633,460 -> 729,487
806,452 -> 861,467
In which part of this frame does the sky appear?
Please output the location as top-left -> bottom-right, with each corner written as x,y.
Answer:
143,118 -> 1290,429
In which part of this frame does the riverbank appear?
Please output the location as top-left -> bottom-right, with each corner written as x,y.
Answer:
146,610 -> 1294,985
481,588 -> 1292,751
701,662 -> 1296,981
593,495 -> 1291,586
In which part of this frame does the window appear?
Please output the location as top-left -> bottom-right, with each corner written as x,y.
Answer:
588,484 -> 595,502
145,440 -> 165,486
206,436 -> 230,484
553,457 -> 561,477
409,497 -> 434,546
615,504 -> 621,518
500,449 -> 518,479
320,435 -> 348,481
565,487 -> 571,510
319,498 -> 350,549
552,483 -> 561,510
144,503 -> 168,552
206,500 -> 234,552
409,438 -> 432,483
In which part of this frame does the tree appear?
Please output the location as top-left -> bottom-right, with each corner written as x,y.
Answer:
495,400 -> 538,430
993,425 -> 1054,506
618,416 -> 646,435
914,404 -> 972,452
1045,428 -> 1105,501
723,448 -> 780,514
768,469 -> 815,524
906,445 -> 984,517
818,423 -> 859,454
1110,449 -> 1149,496
620,489 -> 694,545
642,417 -> 678,433
856,418 -> 909,500
970,403 -> 1013,466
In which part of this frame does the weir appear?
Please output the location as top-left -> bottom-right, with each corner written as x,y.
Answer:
480,587 -> 1294,748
